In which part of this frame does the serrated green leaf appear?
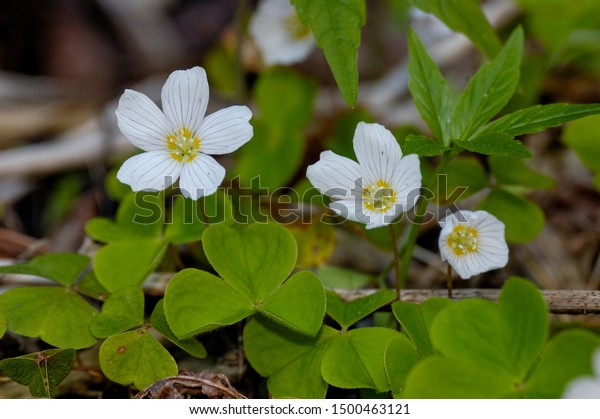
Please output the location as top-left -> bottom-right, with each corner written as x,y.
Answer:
292,0 -> 365,106
0,311 -> 6,339
327,289 -> 396,330
0,349 -> 76,398
164,269 -> 254,339
150,300 -> 206,359
489,156 -> 555,189
434,157 -> 488,204
99,330 -> 178,390
472,103 -> 600,141
0,253 -> 89,286
392,301 -> 432,357
499,277 -> 549,380
260,271 -> 325,336
477,189 -> 545,243
384,336 -> 422,398
202,223 -> 297,302
407,30 -> 454,143
452,28 -> 523,141
85,192 -> 163,243
244,317 -> 337,398
403,356 -> 515,398
94,239 -> 168,292
91,286 -> 144,338
0,287 -> 97,349
456,133 -> 532,158
525,329 -> 600,398
403,134 -> 447,156
321,327 -> 400,392
408,0 -> 501,58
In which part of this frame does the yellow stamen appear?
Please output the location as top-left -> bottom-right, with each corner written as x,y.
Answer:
166,127 -> 200,162
447,225 -> 479,256
363,179 -> 397,213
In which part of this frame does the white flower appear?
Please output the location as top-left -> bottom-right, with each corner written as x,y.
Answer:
306,122 -> 422,230
438,210 -> 509,279
249,0 -> 315,66
116,67 -> 253,200
563,348 -> 600,398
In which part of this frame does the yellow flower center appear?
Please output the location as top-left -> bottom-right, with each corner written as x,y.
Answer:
363,180 -> 397,213
166,127 -> 200,162
285,12 -> 311,40
447,225 -> 479,256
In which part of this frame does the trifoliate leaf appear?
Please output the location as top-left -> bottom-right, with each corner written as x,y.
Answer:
90,286 -> 145,338
0,253 -> 89,286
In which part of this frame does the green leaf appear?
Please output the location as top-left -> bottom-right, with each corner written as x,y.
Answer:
292,0 -> 365,106
0,253 -> 89,286
434,157 -> 488,204
150,300 -> 207,359
402,134 -> 447,156
163,269 -> 254,339
0,287 -> 97,349
431,299 -> 514,377
0,311 -> 6,339
165,191 -> 233,244
244,317 -> 337,398
407,30 -> 454,143
472,103 -> 600,141
321,327 -> 400,392
75,271 -> 109,300
408,0 -> 501,58
316,265 -> 373,289
0,349 -> 76,398
392,302 -> 433,357
477,189 -> 545,243
85,192 -> 163,243
99,329 -> 178,390
562,114 -> 600,173
455,133 -> 532,158
326,289 -> 396,330
499,277 -> 549,380
525,329 -> 600,398
384,336 -> 422,398
452,28 -> 524,140
94,239 -> 168,292
260,271 -> 326,336
90,286 -> 144,338
489,156 -> 555,189
420,297 -> 453,332
202,223 -> 297,302
403,356 -> 515,398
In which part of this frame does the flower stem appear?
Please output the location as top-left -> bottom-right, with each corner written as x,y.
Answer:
447,264 -> 453,299
389,224 -> 402,300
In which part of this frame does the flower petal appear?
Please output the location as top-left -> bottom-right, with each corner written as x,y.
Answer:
179,154 -> 226,200
353,122 -> 403,185
197,106 -> 253,155
306,151 -> 363,199
116,89 -> 171,151
161,67 -> 209,134
391,154 -> 422,212
563,377 -> 600,399
117,151 -> 181,192
329,198 -> 369,225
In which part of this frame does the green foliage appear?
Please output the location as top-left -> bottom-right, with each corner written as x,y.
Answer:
384,336 -> 422,398
0,311 -> 6,339
477,189 -> 545,243
0,253 -> 89,286
0,287 -> 97,349
434,157 -> 488,204
325,109 -> 375,159
326,289 -> 396,330
392,302 -> 433,357
0,349 -> 76,398
235,69 -> 316,189
562,114 -> 600,189
489,156 -> 554,189
91,286 -> 144,338
455,133 -> 532,158
94,239 -> 168,292
316,265 -> 373,289
402,134 -> 447,157
99,329 -> 178,390
292,0 -> 366,106
150,301 -> 207,359
407,0 -> 501,58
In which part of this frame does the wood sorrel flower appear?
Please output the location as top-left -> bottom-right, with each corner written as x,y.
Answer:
116,66 -> 253,200
249,0 -> 315,66
439,210 -> 509,279
306,122 -> 422,230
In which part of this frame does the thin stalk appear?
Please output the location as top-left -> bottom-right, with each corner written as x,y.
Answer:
389,224 -> 402,300
447,264 -> 453,299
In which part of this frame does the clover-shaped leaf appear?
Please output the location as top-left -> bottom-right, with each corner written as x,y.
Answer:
384,336 -> 422,398
0,253 -> 89,286
0,311 -> 7,340
165,223 -> 326,338
0,349 -> 76,398
326,289 -> 396,331
91,286 -> 144,338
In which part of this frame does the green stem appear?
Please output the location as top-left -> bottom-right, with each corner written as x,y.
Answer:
389,224 -> 402,300
447,264 -> 453,299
